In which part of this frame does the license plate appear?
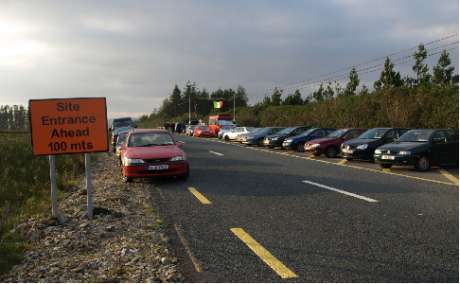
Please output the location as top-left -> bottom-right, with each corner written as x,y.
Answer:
148,164 -> 169,170
381,155 -> 395,160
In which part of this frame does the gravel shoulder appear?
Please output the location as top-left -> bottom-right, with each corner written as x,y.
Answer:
1,152 -> 183,282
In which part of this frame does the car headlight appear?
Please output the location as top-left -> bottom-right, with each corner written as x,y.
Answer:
356,144 -> 368,150
374,149 -> 382,154
398,150 -> 411,155
123,157 -> 144,166
284,139 -> 293,143
170,155 -> 186,161
310,143 -> 320,148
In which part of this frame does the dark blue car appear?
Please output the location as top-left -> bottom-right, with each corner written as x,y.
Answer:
282,128 -> 336,152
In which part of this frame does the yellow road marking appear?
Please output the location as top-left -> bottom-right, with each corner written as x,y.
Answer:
382,168 -> 391,173
439,169 -> 459,186
188,187 -> 212,204
230,228 -> 298,279
338,159 -> 347,165
174,224 -> 203,272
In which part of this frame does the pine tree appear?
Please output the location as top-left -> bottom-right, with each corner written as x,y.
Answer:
312,84 -> 325,102
432,49 -> 455,87
283,90 -> 303,105
270,87 -> 282,106
170,84 -> 182,117
323,82 -> 335,100
344,67 -> 360,96
412,44 -> 430,85
374,57 -> 403,90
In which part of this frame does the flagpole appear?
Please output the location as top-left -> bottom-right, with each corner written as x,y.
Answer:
188,91 -> 191,125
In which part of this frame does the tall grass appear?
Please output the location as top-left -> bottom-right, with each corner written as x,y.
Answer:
0,132 -> 84,274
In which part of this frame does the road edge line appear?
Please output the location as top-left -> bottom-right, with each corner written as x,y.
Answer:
174,223 -> 203,273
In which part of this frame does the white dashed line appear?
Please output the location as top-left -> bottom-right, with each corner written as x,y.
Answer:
209,150 -> 224,156
302,179 -> 378,203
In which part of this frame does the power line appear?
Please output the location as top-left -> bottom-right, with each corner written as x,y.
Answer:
282,40 -> 459,90
296,45 -> 458,92
278,33 -> 458,93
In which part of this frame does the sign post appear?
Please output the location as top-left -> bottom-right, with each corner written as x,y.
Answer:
85,153 -> 93,219
29,97 -> 108,221
49,155 -> 64,223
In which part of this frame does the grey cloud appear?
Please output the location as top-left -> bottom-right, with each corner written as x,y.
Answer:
0,0 -> 457,117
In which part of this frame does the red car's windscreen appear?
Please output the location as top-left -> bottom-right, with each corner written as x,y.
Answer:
128,132 -> 175,147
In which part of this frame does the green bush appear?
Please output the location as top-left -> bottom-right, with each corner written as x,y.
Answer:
0,132 -> 84,274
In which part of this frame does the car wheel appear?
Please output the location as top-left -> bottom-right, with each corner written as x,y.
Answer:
224,135 -> 229,141
325,146 -> 338,158
346,157 -> 353,161
415,156 -> 431,171
380,164 -> 392,169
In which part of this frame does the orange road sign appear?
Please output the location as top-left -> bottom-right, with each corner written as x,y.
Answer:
29,97 -> 109,156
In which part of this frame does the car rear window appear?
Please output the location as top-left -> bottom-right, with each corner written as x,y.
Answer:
113,118 -> 133,128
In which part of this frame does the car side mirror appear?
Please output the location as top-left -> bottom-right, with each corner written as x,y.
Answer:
133,124 -> 138,128
176,141 -> 185,147
109,127 -> 112,132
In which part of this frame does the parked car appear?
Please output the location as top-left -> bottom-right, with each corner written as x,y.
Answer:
236,128 -> 261,142
374,129 -> 459,171
241,127 -> 285,146
263,126 -> 310,148
282,128 -> 336,152
341,128 -> 409,161
218,125 -> 237,139
120,129 -> 189,182
111,126 -> 133,150
304,128 -> 366,157
193,125 -> 214,137
185,125 -> 198,136
222,127 -> 255,141
115,129 -> 132,158
111,117 -> 135,132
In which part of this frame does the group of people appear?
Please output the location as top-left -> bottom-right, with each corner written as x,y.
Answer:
164,122 -> 186,133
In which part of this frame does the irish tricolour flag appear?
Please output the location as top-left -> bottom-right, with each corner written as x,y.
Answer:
213,101 -> 224,109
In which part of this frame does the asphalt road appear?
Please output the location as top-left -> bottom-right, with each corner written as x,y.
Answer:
146,135 -> 458,282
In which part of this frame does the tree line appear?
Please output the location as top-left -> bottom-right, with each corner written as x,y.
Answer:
140,82 -> 249,125
139,44 -> 458,130
0,105 -> 28,131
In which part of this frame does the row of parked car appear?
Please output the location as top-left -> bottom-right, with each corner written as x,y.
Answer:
193,124 -> 458,171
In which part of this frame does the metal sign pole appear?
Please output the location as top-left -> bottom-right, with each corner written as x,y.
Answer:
85,153 -> 93,219
49,155 -> 63,223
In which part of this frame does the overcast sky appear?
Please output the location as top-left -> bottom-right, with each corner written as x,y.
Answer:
0,0 -> 458,118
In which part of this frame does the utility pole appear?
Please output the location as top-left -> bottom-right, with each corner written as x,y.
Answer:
188,91 -> 191,125
233,93 -> 236,123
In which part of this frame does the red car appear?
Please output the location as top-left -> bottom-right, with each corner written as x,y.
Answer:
304,128 -> 366,158
120,129 -> 189,182
193,125 -> 214,137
